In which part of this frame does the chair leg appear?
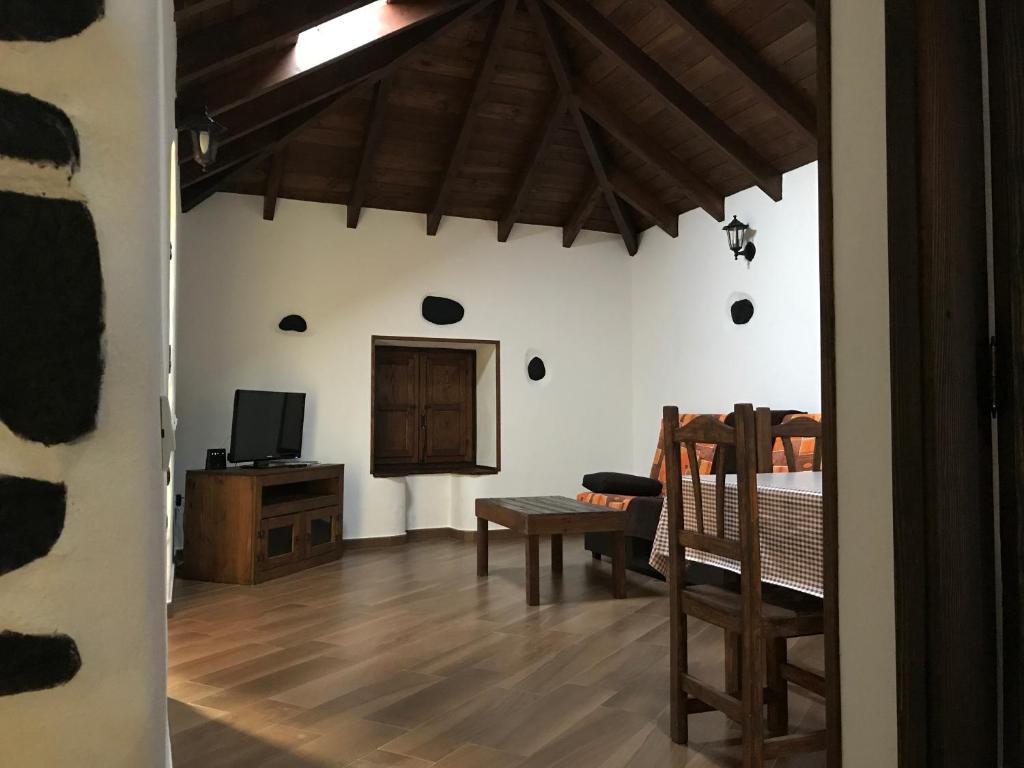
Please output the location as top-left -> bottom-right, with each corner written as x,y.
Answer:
670,595 -> 688,744
766,637 -> 789,736
725,631 -> 742,695
742,627 -> 765,768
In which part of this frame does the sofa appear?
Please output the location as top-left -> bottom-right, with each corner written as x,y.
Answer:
582,410 -> 806,580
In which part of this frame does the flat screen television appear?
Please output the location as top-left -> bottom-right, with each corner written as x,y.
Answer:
228,389 -> 306,465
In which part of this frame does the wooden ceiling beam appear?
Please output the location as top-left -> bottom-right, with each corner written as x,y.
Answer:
181,92 -> 353,212
648,0 -> 816,140
543,0 -> 783,201
607,167 -> 678,237
497,94 -> 568,241
178,0 -> 377,87
182,0 -> 471,119
791,0 -> 816,24
173,0 -> 233,23
179,2 -> 486,163
347,75 -> 395,228
562,176 -> 601,247
263,150 -> 287,221
575,84 -> 724,221
527,0 -> 637,255
427,0 -> 519,236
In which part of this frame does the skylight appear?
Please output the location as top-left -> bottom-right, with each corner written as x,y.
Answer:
294,0 -> 398,72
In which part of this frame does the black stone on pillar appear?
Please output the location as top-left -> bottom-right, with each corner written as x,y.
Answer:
0,89 -> 81,171
0,191 -> 104,445
0,631 -> 81,696
0,0 -> 105,42
0,476 -> 66,577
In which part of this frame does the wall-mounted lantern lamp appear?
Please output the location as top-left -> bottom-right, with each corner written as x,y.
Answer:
182,110 -> 226,171
723,216 -> 756,263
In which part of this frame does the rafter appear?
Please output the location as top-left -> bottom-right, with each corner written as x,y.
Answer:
347,75 -> 394,228
181,0 -> 471,119
497,95 -> 568,241
427,0 -> 519,236
173,0 -> 234,23
177,0 -> 378,86
792,0 -> 816,24
263,150 -> 287,221
574,84 -> 724,221
543,0 -> 783,201
607,167 -> 678,237
647,0 -> 816,140
527,0 -> 637,254
178,1 -> 487,165
562,176 -> 601,247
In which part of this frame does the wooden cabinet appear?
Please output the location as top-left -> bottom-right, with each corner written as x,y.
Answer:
372,347 -> 475,474
181,464 -> 344,585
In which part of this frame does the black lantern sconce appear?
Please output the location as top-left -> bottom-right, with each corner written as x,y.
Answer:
723,215 -> 756,263
182,110 -> 226,171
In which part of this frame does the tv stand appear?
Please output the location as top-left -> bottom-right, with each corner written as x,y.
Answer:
181,463 -> 344,585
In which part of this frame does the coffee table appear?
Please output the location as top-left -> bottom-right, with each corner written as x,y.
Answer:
475,496 -> 628,605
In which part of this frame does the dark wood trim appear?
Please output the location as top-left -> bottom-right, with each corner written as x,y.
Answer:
885,0 -> 997,765
607,166 -> 678,238
427,0 -> 517,236
987,0 -> 1024,762
348,75 -> 394,229
542,0 -> 783,201
647,0 -> 816,140
497,94 -> 568,242
575,85 -> 724,222
526,0 -> 638,255
562,177 -> 601,248
262,149 -> 286,221
370,335 -> 502,477
177,0 -> 378,86
815,0 -> 839,764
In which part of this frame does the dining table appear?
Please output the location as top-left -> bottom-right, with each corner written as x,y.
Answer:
649,471 -> 823,597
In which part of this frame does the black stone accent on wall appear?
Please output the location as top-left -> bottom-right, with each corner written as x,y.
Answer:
422,296 -> 464,325
0,0 -> 104,42
279,314 -> 308,333
0,631 -> 81,696
730,298 -> 754,325
0,191 -> 104,445
0,89 -> 80,171
527,356 -> 546,381
0,476 -> 66,577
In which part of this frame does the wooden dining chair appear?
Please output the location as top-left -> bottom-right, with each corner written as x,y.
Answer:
664,403 -> 826,766
754,408 -> 823,473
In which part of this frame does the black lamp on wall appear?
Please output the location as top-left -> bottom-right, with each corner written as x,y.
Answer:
723,216 -> 756,262
182,110 -> 226,171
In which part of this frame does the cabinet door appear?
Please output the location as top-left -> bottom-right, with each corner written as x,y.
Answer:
421,350 -> 475,464
373,347 -> 420,465
305,508 -> 339,557
258,512 -> 303,570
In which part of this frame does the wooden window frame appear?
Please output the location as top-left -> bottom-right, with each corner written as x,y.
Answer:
370,335 -> 501,478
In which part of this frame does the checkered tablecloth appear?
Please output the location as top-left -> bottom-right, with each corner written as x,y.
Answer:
649,472 -> 824,597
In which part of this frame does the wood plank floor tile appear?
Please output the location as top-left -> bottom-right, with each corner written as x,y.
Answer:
169,536 -> 826,768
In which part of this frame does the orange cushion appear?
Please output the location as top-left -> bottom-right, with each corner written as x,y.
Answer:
576,491 -> 636,511
649,413 -> 730,481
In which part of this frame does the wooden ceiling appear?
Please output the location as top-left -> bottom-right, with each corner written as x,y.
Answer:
174,0 -> 817,254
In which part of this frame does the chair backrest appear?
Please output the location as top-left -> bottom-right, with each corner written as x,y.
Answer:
755,408 -> 822,473
649,413 -> 730,483
663,403 -> 761,591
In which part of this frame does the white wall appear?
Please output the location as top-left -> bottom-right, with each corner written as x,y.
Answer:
175,195 -> 634,539
0,1 -> 172,765
630,163 -> 821,473
832,0 -> 899,763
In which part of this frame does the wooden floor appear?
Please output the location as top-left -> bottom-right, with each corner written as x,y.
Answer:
168,536 -> 826,767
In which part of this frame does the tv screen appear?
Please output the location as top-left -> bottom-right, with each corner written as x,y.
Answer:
228,390 -> 306,464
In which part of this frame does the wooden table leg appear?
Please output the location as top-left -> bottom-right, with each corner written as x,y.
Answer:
551,534 -> 563,574
477,517 -> 488,576
612,531 -> 626,599
525,535 -> 540,606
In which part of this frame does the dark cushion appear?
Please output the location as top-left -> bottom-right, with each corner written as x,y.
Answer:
582,472 -> 662,497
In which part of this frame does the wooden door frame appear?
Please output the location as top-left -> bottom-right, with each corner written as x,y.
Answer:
884,0 -> 998,765
988,0 -> 1024,763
